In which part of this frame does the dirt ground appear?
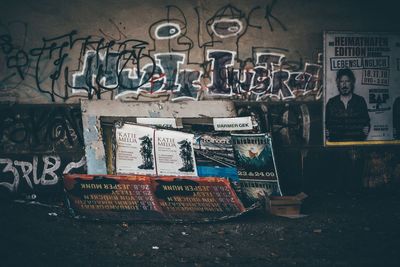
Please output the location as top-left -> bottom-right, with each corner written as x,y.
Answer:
1,188 -> 399,267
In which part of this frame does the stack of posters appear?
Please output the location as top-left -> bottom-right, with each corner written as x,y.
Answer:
63,174 -> 248,222
193,116 -> 254,181
192,115 -> 282,200
114,118 -> 283,202
115,123 -> 197,177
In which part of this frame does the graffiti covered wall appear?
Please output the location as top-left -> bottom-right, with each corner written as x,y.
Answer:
0,0 -> 378,103
0,105 -> 85,195
1,0 -> 399,195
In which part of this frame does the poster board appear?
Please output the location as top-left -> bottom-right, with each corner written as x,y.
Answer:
323,31 -> 400,146
155,128 -> 197,176
115,123 -> 197,177
115,124 -> 156,175
231,133 -> 282,198
193,133 -> 238,180
80,100 -> 237,174
64,174 -> 247,222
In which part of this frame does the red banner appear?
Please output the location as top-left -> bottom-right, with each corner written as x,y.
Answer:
64,174 -> 246,222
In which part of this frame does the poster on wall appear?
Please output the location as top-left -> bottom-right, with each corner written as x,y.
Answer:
115,124 -> 156,175
192,115 -> 262,181
154,129 -> 197,177
231,133 -> 282,197
115,123 -> 197,177
193,133 -> 238,180
323,31 -> 400,146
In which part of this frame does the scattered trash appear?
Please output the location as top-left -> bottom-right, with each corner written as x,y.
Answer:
279,214 -> 309,219
13,200 -> 61,209
270,252 -> 279,257
181,231 -> 189,236
25,194 -> 37,200
179,242 -> 189,248
132,252 -> 145,257
48,212 -> 58,217
266,192 -> 308,218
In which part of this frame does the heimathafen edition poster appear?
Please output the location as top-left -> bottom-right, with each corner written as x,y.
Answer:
324,32 -> 400,146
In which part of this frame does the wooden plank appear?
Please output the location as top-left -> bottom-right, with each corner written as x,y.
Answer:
81,100 -> 237,174
81,100 -> 236,118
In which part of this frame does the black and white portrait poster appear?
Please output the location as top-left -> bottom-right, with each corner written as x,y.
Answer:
324,31 -> 400,146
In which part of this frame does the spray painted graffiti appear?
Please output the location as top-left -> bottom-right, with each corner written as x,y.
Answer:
0,106 -> 83,152
149,5 -> 194,57
0,155 -> 86,193
265,0 -> 288,32
0,28 -> 157,101
71,49 -> 321,101
0,21 -> 30,81
0,19 -> 38,98
0,2 -> 321,103
0,106 -> 86,193
200,4 -> 252,59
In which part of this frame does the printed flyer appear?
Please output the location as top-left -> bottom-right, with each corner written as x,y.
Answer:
193,133 -> 238,180
324,31 -> 400,146
115,124 -> 156,175
231,133 -> 282,196
213,117 -> 253,131
115,124 -> 197,177
155,129 -> 198,177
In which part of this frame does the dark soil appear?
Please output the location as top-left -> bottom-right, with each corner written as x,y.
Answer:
1,189 -> 400,267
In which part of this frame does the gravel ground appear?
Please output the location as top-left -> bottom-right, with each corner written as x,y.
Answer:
1,188 -> 399,267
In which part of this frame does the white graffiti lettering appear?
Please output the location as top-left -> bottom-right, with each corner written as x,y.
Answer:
0,156 -> 86,192
0,159 -> 19,191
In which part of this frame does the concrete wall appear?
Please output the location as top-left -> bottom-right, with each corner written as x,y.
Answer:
1,0 -> 399,196
1,0 -> 398,103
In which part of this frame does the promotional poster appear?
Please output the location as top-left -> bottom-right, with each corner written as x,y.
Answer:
324,32 -> 400,146
63,174 -> 246,222
193,133 -> 238,180
231,133 -> 282,197
115,124 -> 156,175
115,123 -> 197,177
155,129 -> 197,177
